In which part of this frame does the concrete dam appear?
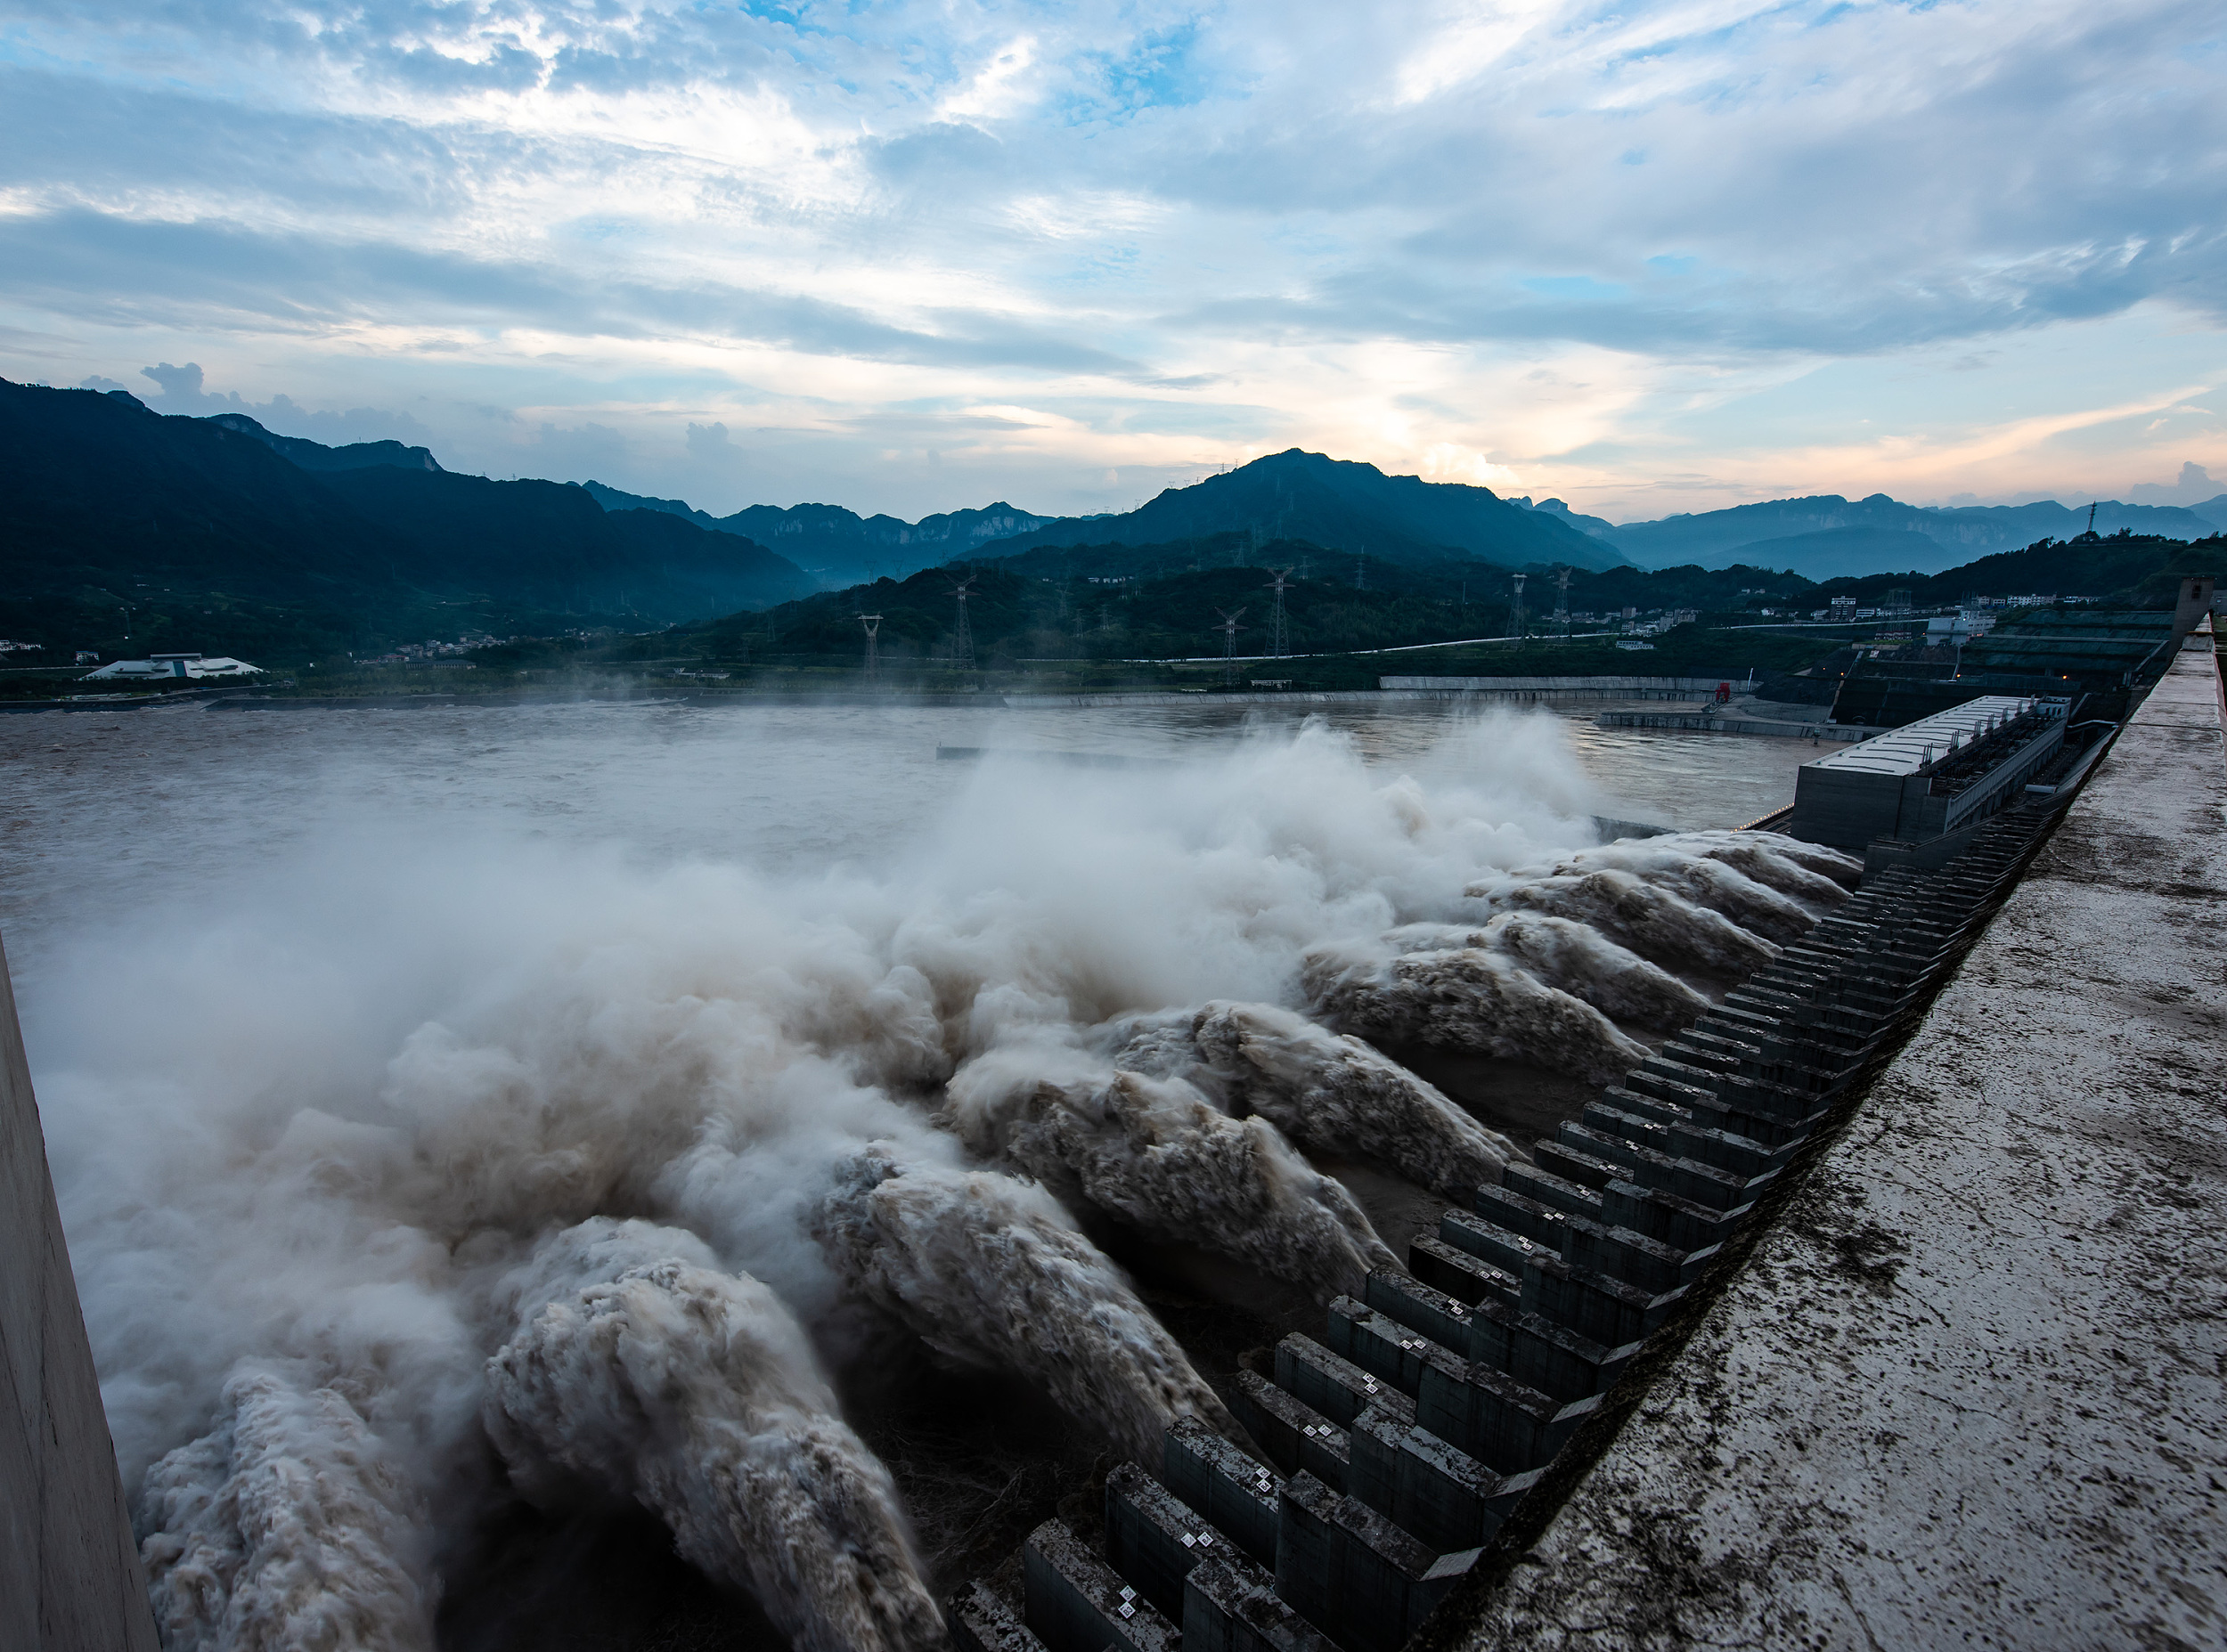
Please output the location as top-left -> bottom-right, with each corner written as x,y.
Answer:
3,626 -> 2220,1651
951,623 -> 2227,1652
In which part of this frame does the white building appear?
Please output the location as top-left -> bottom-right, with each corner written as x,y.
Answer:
81,652 -> 263,681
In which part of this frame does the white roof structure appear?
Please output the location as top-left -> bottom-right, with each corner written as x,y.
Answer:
1803,696 -> 2062,779
81,652 -> 264,681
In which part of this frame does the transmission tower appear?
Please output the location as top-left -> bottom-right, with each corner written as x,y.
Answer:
1553,567 -> 1571,638
947,575 -> 976,675
1264,567 -> 1293,658
1214,606 -> 1247,687
857,612 -> 882,680
1508,573 -> 1529,639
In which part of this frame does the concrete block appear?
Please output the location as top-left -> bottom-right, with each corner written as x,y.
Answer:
1181,1553 -> 1330,1652
1105,1461 -> 1209,1619
1599,1180 -> 1749,1255
1415,1357 -> 1601,1473
1024,1519 -> 1179,1652
1331,1489 -> 1464,1652
1162,1419 -> 1281,1569
1407,1233 -> 1519,1310
1325,1297 -> 1463,1397
1531,1138 -> 1622,1192
1348,1404 -> 1541,1553
1271,1472 -> 1343,1639
1497,1167 -> 1603,1229
952,1583 -> 1050,1652
1462,1187 -> 1568,1253
1522,1253 -> 1680,1347
1561,1216 -> 1712,1295
1273,1333 -> 1415,1428
1464,1295 -> 1636,1401
1364,1268 -> 1477,1355
1232,1371 -> 1350,1493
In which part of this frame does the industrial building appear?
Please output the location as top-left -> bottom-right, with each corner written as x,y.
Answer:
1786,696 -> 2068,851
1828,574 -> 2216,728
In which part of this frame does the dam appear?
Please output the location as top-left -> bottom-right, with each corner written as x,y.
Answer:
953,623 -> 2227,1652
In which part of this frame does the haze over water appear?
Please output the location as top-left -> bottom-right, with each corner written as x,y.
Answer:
0,698 -> 1809,965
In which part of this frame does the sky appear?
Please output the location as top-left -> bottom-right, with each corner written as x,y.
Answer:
2,0 -> 2222,524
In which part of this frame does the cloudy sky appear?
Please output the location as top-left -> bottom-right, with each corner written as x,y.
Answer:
3,0 -> 2222,522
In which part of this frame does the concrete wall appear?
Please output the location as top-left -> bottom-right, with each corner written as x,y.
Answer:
1,928 -> 159,1652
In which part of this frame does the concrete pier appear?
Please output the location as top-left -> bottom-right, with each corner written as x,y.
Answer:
1441,625 -> 2227,1648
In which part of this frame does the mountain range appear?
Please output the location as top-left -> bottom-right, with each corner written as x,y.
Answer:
4,372 -> 2219,670
580,482 -> 1056,585
0,382 -> 816,663
1513,491 -> 2223,579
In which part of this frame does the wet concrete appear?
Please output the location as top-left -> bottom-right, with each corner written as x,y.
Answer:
1453,627 -> 2227,1649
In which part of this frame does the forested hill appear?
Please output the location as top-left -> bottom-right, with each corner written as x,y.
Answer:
980,449 -> 1631,573
688,525 -> 2220,676
0,378 -> 815,663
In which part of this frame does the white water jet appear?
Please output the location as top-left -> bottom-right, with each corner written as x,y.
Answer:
813,1150 -> 1236,1461
137,1365 -> 434,1652
1472,867 -> 1781,978
1097,1000 -> 1518,1202
1383,913 -> 1710,1030
484,1219 -> 942,1652
1301,941 -> 1652,1086
946,1042 -> 1399,1301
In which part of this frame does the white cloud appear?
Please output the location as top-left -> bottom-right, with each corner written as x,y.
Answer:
0,0 -> 2221,519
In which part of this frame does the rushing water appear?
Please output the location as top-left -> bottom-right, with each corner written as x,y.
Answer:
0,694 -> 1838,1651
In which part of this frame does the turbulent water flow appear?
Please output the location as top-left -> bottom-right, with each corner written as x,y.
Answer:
813,1151 -> 1238,1461
25,710 -> 1857,1648
138,1366 -> 435,1652
484,1220 -> 942,1652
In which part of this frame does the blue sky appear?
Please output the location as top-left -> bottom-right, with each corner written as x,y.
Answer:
2,0 -> 2222,522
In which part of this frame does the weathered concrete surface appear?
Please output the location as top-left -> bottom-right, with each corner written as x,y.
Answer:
1,928 -> 160,1652
1458,629 -> 2227,1650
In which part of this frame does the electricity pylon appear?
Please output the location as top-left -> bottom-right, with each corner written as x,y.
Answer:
1553,567 -> 1571,638
1508,573 -> 1529,639
1264,567 -> 1293,658
1214,606 -> 1247,687
947,576 -> 976,675
858,613 -> 882,680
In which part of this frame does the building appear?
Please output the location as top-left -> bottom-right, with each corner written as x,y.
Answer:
1788,696 -> 2068,850
80,652 -> 263,681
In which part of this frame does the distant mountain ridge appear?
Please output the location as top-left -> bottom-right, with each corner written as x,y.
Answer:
1579,491 -> 2221,578
581,481 -> 1056,583
207,411 -> 445,475
981,449 -> 1631,573
0,379 -> 815,663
